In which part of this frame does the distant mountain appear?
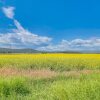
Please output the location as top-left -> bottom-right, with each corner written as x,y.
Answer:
0,48 -> 39,53
0,48 -> 99,54
0,48 -> 81,53
42,51 -> 81,53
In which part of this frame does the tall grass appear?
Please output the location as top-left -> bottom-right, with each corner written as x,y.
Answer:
0,77 -> 30,98
0,73 -> 99,100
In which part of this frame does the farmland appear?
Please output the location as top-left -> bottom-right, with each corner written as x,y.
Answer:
0,54 -> 100,100
0,54 -> 100,70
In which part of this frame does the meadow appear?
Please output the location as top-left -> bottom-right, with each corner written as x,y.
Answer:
0,54 -> 99,100
0,54 -> 100,71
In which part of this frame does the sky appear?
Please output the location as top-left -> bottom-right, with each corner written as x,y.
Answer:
0,0 -> 100,51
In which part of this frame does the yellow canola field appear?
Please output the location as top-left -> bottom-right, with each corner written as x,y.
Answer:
0,54 -> 100,71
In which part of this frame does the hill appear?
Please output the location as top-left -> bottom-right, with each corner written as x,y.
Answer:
0,48 -> 39,53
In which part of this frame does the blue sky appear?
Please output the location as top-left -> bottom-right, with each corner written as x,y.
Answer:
0,0 -> 100,51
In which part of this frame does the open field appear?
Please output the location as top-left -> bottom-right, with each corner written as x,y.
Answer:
0,54 -> 100,100
0,54 -> 100,71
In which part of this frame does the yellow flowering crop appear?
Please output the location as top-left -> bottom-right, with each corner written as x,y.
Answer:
0,54 -> 100,71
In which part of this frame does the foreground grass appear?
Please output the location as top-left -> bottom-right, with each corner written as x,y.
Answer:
0,54 -> 100,71
0,54 -> 100,99
0,73 -> 99,100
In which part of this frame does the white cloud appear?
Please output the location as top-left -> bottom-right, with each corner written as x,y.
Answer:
0,6 -> 52,48
0,19 -> 52,48
1,6 -> 100,51
13,20 -> 52,45
2,6 -> 15,19
37,38 -> 100,51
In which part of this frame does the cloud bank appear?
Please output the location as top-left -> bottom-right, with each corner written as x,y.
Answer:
37,38 -> 100,51
1,6 -> 100,51
0,6 -> 52,48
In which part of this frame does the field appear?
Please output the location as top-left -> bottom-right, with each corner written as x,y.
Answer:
0,54 -> 99,100
0,54 -> 100,71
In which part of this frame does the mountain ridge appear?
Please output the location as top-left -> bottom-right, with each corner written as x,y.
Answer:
0,48 -> 100,54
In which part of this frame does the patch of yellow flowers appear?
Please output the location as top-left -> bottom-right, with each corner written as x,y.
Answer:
0,54 -> 100,71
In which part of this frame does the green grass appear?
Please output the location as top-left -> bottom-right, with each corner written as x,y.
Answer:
0,73 -> 99,100
0,54 -> 100,99
0,77 -> 30,98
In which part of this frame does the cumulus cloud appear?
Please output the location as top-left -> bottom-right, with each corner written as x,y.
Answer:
0,19 -> 52,48
13,20 -> 52,45
37,38 -> 100,51
2,6 -> 15,19
0,6 -> 52,48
